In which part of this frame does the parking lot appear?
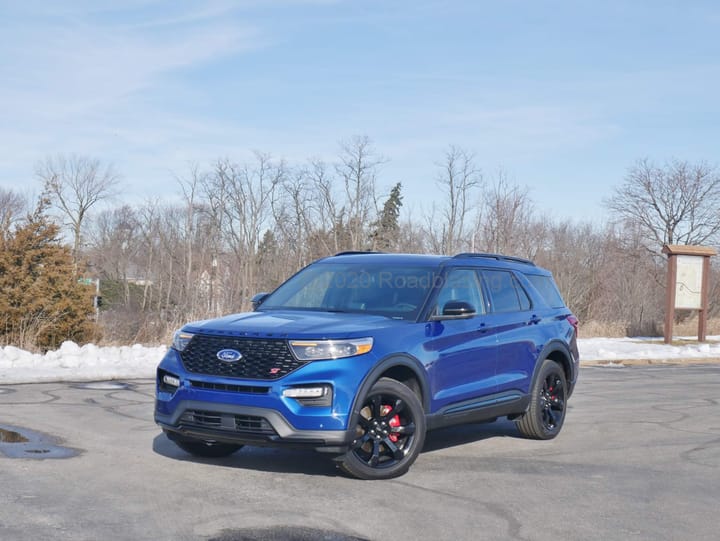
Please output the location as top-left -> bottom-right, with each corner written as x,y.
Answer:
1,364 -> 718,541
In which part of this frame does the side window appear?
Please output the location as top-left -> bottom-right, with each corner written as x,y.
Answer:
482,270 -> 532,313
435,269 -> 485,316
525,274 -> 565,308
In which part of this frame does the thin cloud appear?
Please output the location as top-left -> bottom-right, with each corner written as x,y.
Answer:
2,17 -> 261,119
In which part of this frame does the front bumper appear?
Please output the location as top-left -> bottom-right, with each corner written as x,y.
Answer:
154,347 -> 369,453
156,399 -> 355,453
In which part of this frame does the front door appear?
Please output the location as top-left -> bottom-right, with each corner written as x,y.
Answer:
424,268 -> 498,410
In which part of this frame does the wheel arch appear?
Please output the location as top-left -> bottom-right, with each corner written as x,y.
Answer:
530,341 -> 573,393
349,354 -> 430,426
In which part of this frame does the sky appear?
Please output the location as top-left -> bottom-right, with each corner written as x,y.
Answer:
3,337 -> 720,384
1,0 -> 719,222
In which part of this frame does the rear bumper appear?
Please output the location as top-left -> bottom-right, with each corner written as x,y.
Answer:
155,399 -> 354,453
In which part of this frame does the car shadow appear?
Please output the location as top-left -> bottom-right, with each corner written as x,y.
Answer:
152,434 -> 342,477
422,418 -> 521,452
152,418 -> 523,477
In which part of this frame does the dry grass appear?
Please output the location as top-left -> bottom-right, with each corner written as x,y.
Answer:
577,320 -> 628,338
671,316 -> 720,336
579,317 -> 720,338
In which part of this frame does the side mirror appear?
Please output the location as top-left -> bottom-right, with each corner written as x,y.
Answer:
431,300 -> 476,320
251,292 -> 270,310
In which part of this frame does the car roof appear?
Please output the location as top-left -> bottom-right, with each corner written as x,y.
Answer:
317,252 -> 552,274
319,252 -> 449,266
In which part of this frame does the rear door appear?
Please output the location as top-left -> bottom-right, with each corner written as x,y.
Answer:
480,269 -> 538,395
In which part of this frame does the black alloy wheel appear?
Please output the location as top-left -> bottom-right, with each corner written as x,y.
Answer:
339,378 -> 426,480
516,358 -> 567,440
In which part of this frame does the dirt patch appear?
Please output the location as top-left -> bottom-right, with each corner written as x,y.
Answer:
0,427 -> 29,443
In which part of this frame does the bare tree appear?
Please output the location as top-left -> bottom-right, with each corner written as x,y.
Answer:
36,154 -> 120,264
273,167 -> 315,270
606,159 -> 720,250
308,158 -> 346,255
589,223 -> 665,335
0,188 -> 27,241
208,153 -> 285,310
176,164 -> 215,314
534,221 -> 608,320
480,172 -> 536,256
336,136 -> 384,250
429,146 -> 482,254
135,202 -> 162,313
88,205 -> 139,303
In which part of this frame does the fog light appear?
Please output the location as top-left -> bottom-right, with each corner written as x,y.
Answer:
162,374 -> 180,388
282,385 -> 333,406
283,386 -> 327,398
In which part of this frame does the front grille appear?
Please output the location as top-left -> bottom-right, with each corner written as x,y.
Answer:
234,415 -> 275,434
181,409 -> 222,428
180,335 -> 308,380
179,409 -> 277,436
189,380 -> 270,394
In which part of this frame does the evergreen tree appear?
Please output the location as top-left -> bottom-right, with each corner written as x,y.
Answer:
0,200 -> 96,350
370,182 -> 403,250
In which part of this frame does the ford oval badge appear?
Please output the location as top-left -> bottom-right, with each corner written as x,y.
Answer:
217,349 -> 243,362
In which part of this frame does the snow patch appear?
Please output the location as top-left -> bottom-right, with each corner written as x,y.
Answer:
0,342 -> 167,384
2,336 -> 720,384
578,336 -> 720,361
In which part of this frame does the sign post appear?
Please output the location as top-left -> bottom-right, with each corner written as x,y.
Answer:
662,245 -> 716,344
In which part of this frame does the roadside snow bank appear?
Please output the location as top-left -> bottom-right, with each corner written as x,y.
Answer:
2,336 -> 720,384
0,341 -> 167,384
578,336 -> 720,362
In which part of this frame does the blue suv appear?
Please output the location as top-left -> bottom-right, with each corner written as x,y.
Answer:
155,252 -> 579,479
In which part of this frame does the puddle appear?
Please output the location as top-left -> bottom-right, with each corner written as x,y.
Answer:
0,424 -> 80,459
73,381 -> 133,391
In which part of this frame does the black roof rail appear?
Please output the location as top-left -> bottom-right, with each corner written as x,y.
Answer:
452,252 -> 536,266
333,250 -> 384,256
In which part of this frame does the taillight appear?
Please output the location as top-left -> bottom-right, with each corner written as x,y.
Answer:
567,315 -> 579,335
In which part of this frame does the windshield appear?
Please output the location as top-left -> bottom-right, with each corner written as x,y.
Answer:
260,263 -> 436,320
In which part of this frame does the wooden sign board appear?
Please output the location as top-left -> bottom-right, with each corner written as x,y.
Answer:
662,245 -> 717,343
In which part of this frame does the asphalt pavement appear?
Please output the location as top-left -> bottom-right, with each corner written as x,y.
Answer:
1,365 -> 719,541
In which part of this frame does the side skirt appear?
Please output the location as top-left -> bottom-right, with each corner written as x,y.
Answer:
426,391 -> 530,431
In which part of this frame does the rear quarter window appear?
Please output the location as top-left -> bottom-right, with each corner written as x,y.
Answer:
524,274 -> 565,308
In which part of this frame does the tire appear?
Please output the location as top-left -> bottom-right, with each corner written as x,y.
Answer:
173,439 -> 243,458
516,358 -> 567,440
339,378 -> 426,480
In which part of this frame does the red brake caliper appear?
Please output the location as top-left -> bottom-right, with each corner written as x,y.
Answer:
382,405 -> 401,443
548,383 -> 554,400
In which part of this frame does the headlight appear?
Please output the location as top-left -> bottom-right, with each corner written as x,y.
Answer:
172,331 -> 195,351
289,338 -> 373,360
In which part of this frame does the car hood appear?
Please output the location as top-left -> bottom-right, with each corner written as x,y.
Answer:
183,310 -> 408,339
